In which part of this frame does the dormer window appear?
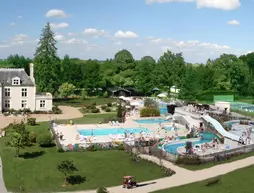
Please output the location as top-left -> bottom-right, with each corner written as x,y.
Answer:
12,77 -> 20,85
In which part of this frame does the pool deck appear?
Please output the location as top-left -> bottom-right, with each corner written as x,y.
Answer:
53,116 -> 188,146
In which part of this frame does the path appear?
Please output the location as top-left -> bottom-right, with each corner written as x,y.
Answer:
56,155 -> 254,193
0,106 -> 83,130
0,158 -> 7,193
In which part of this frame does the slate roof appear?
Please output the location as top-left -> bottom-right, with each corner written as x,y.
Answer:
0,68 -> 35,86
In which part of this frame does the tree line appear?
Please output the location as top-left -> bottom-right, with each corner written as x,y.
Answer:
0,22 -> 254,101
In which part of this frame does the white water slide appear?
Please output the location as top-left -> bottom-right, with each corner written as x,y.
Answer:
202,115 -> 240,142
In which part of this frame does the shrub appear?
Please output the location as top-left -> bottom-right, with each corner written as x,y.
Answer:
175,155 -> 201,165
105,107 -> 111,112
29,132 -> 37,143
186,133 -> 194,138
144,98 -> 158,108
103,91 -> 108,98
97,187 -> 108,193
37,134 -> 53,147
22,108 -> 31,113
52,106 -> 62,114
92,102 -> 96,106
107,103 -> 112,107
81,90 -> 88,100
140,107 -> 160,117
57,147 -> 64,153
101,105 -> 107,110
27,118 -> 36,126
92,108 -> 100,113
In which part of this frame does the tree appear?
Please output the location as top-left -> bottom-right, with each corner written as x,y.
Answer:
57,160 -> 78,185
97,187 -> 109,193
135,56 -> 157,95
58,83 -> 76,99
144,98 -> 158,108
34,22 -> 60,95
8,122 -> 30,157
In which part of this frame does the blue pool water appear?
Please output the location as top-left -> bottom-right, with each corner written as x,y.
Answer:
164,132 -> 216,154
135,118 -> 171,124
160,107 -> 168,115
224,120 -> 240,127
78,127 -> 150,136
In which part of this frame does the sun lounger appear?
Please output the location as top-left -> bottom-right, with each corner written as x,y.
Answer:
116,121 -> 120,126
112,121 -> 117,126
109,121 -> 113,126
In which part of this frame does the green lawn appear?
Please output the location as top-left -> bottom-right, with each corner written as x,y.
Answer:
152,165 -> 254,193
55,113 -> 117,124
0,122 -> 165,192
53,97 -> 117,107
176,152 -> 254,171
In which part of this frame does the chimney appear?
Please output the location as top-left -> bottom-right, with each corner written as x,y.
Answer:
29,63 -> 35,83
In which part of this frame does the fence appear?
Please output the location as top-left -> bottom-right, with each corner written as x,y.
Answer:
124,142 -> 254,164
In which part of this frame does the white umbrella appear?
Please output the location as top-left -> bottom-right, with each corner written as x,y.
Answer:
157,93 -> 167,98
119,96 -> 126,100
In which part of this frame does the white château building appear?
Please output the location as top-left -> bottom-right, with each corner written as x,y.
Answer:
0,63 -> 52,112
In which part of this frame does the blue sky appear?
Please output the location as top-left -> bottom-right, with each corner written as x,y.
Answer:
0,0 -> 252,63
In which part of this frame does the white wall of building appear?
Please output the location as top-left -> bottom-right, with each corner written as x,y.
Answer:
35,93 -> 53,111
215,101 -> 231,113
3,86 -> 36,111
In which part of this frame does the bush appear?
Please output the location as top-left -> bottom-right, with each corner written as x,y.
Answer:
37,134 -> 53,147
103,91 -> 108,98
140,107 -> 160,117
81,90 -> 88,100
92,102 -> 96,106
97,187 -> 108,193
186,133 -> 194,138
29,132 -> 37,143
175,155 -> 202,165
52,106 -> 62,114
92,108 -> 100,113
27,118 -> 36,126
105,107 -> 111,112
57,147 -> 64,153
144,98 -> 158,108
107,103 -> 112,107
101,105 -> 107,110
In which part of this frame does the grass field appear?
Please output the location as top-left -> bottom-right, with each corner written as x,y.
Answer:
53,97 -> 117,107
152,165 -> 254,193
231,109 -> 254,117
55,113 -> 117,124
0,122 -> 165,192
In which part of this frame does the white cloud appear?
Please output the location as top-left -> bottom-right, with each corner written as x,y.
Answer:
68,32 -> 77,36
9,22 -> 16,27
83,28 -> 105,36
17,16 -> 23,19
0,32 -> 245,63
146,0 -> 241,10
50,22 -> 69,30
45,9 -> 68,18
196,0 -> 241,10
114,30 -> 139,38
228,20 -> 240,25
62,38 -> 87,44
55,34 -> 65,41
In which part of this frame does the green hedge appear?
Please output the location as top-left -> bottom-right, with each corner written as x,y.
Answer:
140,107 -> 160,117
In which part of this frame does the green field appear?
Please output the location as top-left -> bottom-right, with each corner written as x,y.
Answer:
53,97 -> 117,107
152,165 -> 254,193
0,122 -> 165,192
55,113 -> 117,124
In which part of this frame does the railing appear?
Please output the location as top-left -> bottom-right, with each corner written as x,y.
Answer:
124,142 -> 254,164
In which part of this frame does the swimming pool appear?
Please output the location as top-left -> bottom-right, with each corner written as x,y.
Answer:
135,118 -> 171,124
78,127 -> 150,136
163,132 -> 216,154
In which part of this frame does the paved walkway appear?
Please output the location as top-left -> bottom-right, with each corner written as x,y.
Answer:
0,158 -> 7,193
56,155 -> 254,193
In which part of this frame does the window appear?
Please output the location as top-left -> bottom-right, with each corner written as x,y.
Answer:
4,88 -> 10,97
40,100 -> 45,108
4,100 -> 10,108
21,88 -> 27,97
12,78 -> 20,85
21,100 -> 27,108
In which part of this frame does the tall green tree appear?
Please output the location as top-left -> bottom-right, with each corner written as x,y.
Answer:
57,160 -> 78,185
34,22 -> 60,95
8,122 -> 30,157
135,56 -> 157,95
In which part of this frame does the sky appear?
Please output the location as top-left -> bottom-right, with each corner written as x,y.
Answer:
0,0 -> 253,63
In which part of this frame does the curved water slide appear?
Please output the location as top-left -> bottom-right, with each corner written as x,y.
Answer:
202,115 -> 240,142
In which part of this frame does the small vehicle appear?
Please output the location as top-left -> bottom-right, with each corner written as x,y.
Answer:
122,176 -> 137,189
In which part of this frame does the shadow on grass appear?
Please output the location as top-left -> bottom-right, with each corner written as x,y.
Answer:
40,143 -> 56,148
67,175 -> 86,185
19,151 -> 45,159
137,182 -> 156,187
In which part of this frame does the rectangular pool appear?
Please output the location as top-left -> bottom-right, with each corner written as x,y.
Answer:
78,127 -> 150,136
135,118 -> 171,124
